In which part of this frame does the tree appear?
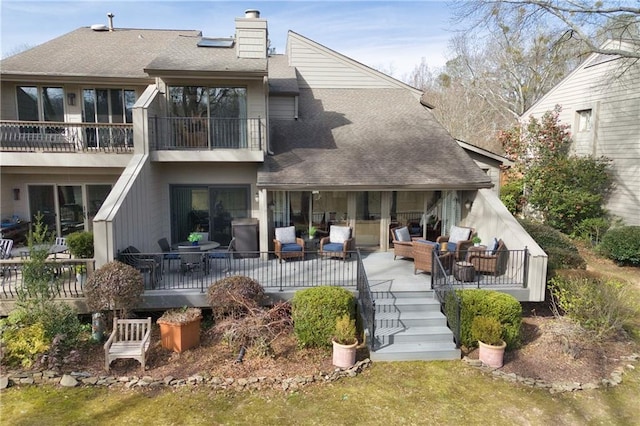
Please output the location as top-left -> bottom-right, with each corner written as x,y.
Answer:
500,106 -> 613,234
454,1 -> 640,59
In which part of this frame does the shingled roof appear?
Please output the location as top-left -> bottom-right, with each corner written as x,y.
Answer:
0,27 -> 200,80
259,87 -> 492,190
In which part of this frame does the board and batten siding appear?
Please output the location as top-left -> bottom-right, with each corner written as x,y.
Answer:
286,34 -> 401,90
524,56 -> 640,226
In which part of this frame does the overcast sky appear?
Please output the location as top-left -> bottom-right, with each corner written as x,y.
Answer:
1,0 -> 457,79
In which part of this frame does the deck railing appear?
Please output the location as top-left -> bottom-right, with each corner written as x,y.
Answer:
355,249 -> 375,351
0,258 -> 95,299
150,117 -> 263,151
0,120 -> 134,153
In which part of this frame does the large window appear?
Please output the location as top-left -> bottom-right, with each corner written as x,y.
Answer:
168,86 -> 247,148
17,86 -> 64,123
170,185 -> 249,245
82,88 -> 135,148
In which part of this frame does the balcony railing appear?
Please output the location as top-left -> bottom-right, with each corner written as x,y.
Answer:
0,120 -> 133,153
150,117 -> 263,151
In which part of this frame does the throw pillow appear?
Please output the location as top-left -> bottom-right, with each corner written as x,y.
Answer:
395,226 -> 411,242
416,239 -> 439,254
330,226 -> 351,244
449,226 -> 471,244
490,238 -> 500,254
275,226 -> 297,245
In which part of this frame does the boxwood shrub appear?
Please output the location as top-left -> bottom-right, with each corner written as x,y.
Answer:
457,289 -> 522,350
599,226 -> 640,266
291,286 -> 355,348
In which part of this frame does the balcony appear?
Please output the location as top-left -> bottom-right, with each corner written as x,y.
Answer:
150,117 -> 264,151
0,121 -> 133,153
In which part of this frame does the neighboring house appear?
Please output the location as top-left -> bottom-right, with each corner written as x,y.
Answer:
0,10 -> 546,302
522,40 -> 640,227
455,139 -> 513,197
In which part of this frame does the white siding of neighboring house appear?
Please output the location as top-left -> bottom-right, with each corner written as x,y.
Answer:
286,33 -> 409,90
523,55 -> 640,226
269,96 -> 296,120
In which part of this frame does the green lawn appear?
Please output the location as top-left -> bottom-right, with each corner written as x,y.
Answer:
2,361 -> 638,425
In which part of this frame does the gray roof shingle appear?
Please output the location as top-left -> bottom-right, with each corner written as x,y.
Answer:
0,27 -> 201,79
259,88 -> 492,190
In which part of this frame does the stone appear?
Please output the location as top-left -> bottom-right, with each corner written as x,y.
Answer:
0,376 -> 10,389
82,377 -> 99,385
60,375 -> 79,387
164,376 -> 174,385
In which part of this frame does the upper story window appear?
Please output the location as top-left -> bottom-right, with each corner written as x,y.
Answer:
577,109 -> 592,132
168,86 -> 247,118
82,89 -> 136,124
17,86 -> 64,122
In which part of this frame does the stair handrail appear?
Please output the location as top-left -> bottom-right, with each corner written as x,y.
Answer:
432,252 -> 461,347
356,249 -> 375,350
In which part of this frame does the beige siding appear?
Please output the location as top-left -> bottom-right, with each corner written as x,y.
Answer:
269,96 -> 296,120
526,57 -> 640,226
1,82 -> 18,119
287,36 -> 399,89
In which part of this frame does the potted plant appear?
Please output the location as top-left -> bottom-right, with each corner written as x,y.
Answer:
471,316 -> 506,368
472,236 -> 482,247
157,307 -> 203,353
308,225 -> 317,239
66,231 -> 94,284
331,314 -> 358,368
188,232 -> 203,246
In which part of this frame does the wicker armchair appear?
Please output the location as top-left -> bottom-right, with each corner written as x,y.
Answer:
468,239 -> 509,275
390,226 -> 420,260
436,225 -> 475,260
274,226 -> 305,262
412,240 -> 454,275
319,226 -> 354,261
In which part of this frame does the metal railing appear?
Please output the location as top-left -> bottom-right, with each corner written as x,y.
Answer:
0,258 -> 95,299
355,249 -> 375,351
150,117 -> 264,151
455,247 -> 529,288
432,253 -> 461,347
0,120 -> 133,153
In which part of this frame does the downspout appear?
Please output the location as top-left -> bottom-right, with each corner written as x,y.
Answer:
263,76 -> 274,155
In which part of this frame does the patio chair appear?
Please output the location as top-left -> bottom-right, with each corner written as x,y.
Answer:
158,237 -> 180,273
319,225 -> 354,261
119,246 -> 162,289
273,226 -> 305,263
0,238 -> 14,277
208,237 -> 235,272
436,225 -> 475,260
467,239 -> 509,276
412,239 -> 454,275
390,226 -> 419,260
54,237 -> 71,258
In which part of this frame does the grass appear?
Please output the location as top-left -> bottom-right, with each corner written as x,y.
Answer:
2,361 -> 639,425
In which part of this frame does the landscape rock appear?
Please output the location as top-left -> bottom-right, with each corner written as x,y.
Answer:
60,375 -> 78,387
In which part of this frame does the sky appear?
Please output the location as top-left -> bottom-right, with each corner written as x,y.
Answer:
0,0 -> 457,79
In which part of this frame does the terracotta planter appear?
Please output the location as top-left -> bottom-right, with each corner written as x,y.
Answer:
332,340 -> 357,368
158,316 -> 202,353
478,340 -> 506,368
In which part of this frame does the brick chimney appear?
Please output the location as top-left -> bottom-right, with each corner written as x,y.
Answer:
235,9 -> 268,59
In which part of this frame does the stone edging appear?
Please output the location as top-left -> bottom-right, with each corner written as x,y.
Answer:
0,358 -> 371,392
462,353 -> 639,393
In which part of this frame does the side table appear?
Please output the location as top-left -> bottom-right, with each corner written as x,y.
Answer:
304,238 -> 319,258
453,261 -> 476,282
467,245 -> 488,261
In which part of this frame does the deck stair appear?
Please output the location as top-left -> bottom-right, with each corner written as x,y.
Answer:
369,286 -> 460,362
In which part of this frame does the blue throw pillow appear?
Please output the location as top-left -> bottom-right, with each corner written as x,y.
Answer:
416,239 -> 439,255
489,237 -> 499,255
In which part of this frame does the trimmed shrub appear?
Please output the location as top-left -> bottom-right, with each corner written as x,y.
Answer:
471,316 -> 503,346
84,261 -> 144,318
207,275 -> 266,320
574,217 -> 610,245
457,289 -> 522,350
292,286 -> 355,348
66,231 -> 94,259
519,219 -> 585,271
550,270 -> 639,339
599,226 -> 640,266
0,320 -> 50,367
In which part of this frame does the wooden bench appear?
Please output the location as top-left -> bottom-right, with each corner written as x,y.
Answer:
104,317 -> 152,373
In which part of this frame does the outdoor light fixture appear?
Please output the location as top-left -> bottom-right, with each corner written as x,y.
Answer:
67,93 -> 76,106
254,191 -> 260,202
13,188 -> 20,200
464,200 -> 473,210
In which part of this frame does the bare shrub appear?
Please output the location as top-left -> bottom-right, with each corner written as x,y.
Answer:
213,302 -> 292,358
84,261 -> 144,319
206,275 -> 266,320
